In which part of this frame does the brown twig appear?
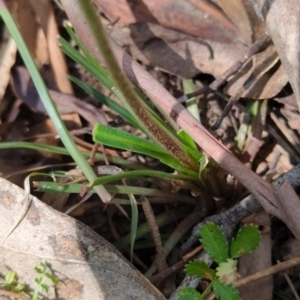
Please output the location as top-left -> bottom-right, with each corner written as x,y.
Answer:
139,196 -> 168,272
235,256 -> 300,288
149,245 -> 203,284
146,208 -> 208,277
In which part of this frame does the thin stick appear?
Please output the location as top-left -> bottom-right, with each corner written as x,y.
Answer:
235,256 -> 300,288
150,245 -> 203,284
139,197 -> 168,272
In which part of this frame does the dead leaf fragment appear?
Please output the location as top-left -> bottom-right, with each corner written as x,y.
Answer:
249,0 -> 300,109
0,178 -> 165,300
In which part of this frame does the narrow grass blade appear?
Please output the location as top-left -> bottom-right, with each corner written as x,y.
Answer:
0,141 -> 142,168
91,170 -> 197,186
68,75 -> 141,129
93,124 -> 198,177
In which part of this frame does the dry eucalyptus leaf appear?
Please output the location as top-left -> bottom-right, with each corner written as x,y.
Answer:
216,0 -> 288,99
248,0 -> 300,110
225,43 -> 288,99
217,0 -> 265,44
109,23 -> 247,78
0,178 -> 165,300
95,0 -> 240,43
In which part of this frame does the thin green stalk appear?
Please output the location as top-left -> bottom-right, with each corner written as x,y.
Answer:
0,2 -> 110,202
90,170 -> 197,186
0,141 -> 144,169
183,79 -> 200,122
117,207 -> 191,246
78,0 -> 198,172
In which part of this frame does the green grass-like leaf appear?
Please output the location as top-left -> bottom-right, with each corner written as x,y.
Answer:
93,124 -> 199,177
230,224 -> 261,259
91,170 -> 196,186
184,260 -> 215,280
68,75 -> 142,129
199,222 -> 229,264
59,34 -> 114,90
178,287 -> 202,300
212,279 -> 241,300
0,141 -> 143,169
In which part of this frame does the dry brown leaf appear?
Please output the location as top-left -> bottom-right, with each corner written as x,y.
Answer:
8,0 -> 73,94
100,0 -> 288,99
15,0 -> 49,67
215,0 -> 289,99
28,0 -> 73,94
0,177 -> 166,300
186,0 -> 241,36
248,0 -> 300,110
0,27 -> 17,101
238,211 -> 273,300
11,67 -> 106,125
95,0 -> 240,43
217,0 -> 265,44
225,43 -> 288,99
109,23 -> 247,78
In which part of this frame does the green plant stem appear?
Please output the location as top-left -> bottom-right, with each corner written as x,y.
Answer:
117,207 -> 190,246
0,141 -> 143,169
90,170 -> 197,186
0,2 -> 110,202
77,0 -> 198,172
201,280 -> 214,299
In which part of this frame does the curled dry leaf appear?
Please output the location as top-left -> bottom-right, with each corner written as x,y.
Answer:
225,43 -> 287,99
214,0 -> 288,99
0,177 -> 166,300
109,23 -> 247,79
248,0 -> 300,110
9,0 -> 73,94
11,66 -> 107,125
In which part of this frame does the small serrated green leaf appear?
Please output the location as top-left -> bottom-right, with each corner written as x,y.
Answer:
231,224 -> 261,259
216,259 -> 239,284
184,260 -> 215,280
199,222 -> 229,263
5,271 -> 16,285
212,279 -> 241,300
178,287 -> 202,300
